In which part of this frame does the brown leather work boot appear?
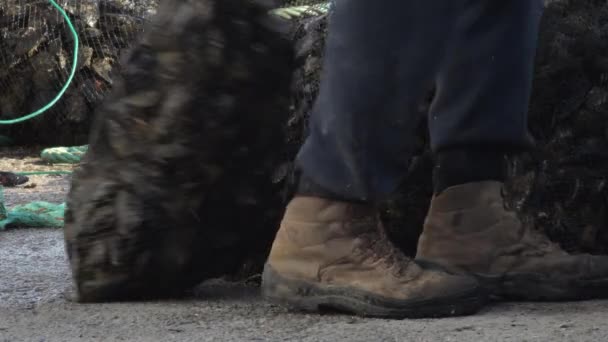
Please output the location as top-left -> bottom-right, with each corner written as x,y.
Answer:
417,181 -> 608,301
261,196 -> 485,318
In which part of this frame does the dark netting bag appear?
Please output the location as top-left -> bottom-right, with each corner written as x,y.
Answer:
64,0 -> 294,302
0,0 -> 158,145
504,0 -> 608,254
0,0 -> 324,145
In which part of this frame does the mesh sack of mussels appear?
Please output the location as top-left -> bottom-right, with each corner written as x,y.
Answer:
282,0 -> 608,255
0,0 -> 158,145
64,0 -> 295,301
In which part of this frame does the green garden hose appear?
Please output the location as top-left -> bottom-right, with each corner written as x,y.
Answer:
0,0 -> 79,125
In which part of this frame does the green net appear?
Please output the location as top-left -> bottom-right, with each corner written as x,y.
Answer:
0,186 -> 65,229
40,145 -> 88,164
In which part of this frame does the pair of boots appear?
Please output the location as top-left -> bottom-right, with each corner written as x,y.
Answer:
262,181 -> 608,318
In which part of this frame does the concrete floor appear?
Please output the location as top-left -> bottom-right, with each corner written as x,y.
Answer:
1,154 -> 608,341
2,228 -> 608,342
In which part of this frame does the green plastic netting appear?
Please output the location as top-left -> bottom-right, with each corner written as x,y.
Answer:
0,186 -> 65,229
40,145 -> 87,164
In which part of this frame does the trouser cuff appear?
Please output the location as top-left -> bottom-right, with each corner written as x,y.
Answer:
433,147 -> 511,195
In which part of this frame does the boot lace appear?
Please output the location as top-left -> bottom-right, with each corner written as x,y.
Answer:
352,219 -> 413,277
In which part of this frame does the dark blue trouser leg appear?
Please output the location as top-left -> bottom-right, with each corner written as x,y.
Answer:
296,0 -> 544,202
429,0 -> 544,152
296,1 -> 460,201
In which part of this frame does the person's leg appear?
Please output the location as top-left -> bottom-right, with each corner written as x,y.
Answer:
417,0 -> 608,301
296,1 -> 454,202
262,0 -> 485,318
429,0 -> 539,194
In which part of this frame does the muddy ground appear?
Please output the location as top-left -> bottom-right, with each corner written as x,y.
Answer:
2,149 -> 608,342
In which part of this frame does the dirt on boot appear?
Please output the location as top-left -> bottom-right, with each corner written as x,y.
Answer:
417,181 -> 608,301
262,196 -> 485,318
64,0 -> 294,302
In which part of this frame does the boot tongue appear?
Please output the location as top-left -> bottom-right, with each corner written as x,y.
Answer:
430,180 -> 504,212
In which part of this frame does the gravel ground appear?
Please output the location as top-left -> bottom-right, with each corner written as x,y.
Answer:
0,147 -> 75,207
2,149 -> 608,342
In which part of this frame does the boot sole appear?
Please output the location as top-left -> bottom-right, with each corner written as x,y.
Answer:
261,264 -> 485,319
476,272 -> 608,302
416,258 -> 608,302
